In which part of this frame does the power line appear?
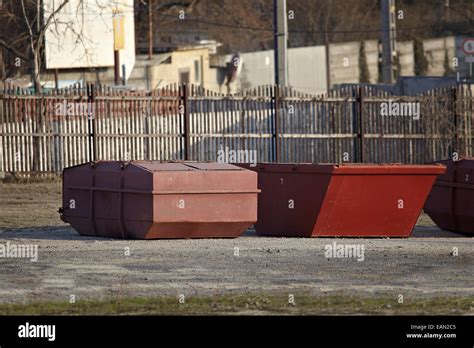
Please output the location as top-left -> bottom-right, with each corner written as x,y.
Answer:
154,13 -> 454,36
43,9 -> 472,36
156,13 -> 272,32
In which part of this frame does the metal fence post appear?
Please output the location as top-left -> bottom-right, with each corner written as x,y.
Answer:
181,83 -> 190,161
468,85 -> 473,157
452,86 -> 459,156
32,90 -> 42,172
87,83 -> 96,163
52,89 -> 62,173
357,86 -> 366,163
143,95 -> 150,161
273,85 -> 281,163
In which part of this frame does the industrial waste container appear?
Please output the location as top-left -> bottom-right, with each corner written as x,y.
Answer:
60,161 -> 259,239
237,163 -> 445,237
424,158 -> 474,236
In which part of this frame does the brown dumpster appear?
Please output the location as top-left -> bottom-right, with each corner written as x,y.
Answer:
60,161 -> 259,239
237,163 -> 445,238
424,158 -> 474,236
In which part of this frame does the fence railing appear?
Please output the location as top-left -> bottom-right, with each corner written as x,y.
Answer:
0,82 -> 472,175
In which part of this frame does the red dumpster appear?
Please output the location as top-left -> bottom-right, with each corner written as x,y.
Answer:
236,163 -> 445,237
60,161 -> 259,239
424,158 -> 474,236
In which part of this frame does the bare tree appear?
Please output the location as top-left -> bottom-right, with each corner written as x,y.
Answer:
0,0 -> 76,92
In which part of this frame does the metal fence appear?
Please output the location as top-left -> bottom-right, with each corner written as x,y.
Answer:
0,82 -> 473,175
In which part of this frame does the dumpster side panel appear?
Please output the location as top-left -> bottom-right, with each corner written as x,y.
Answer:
60,161 -> 259,239
152,171 -> 257,192
424,184 -> 458,232
448,161 -> 474,234
145,222 -> 252,239
62,163 -> 94,237
451,187 -> 474,234
149,169 -> 258,238
90,163 -> 154,239
243,163 -> 444,238
122,165 -> 154,238
153,193 -> 257,223
424,159 -> 474,235
254,171 -> 332,237
62,162 -> 154,239
91,162 -> 121,238
315,174 -> 438,237
423,159 -> 456,232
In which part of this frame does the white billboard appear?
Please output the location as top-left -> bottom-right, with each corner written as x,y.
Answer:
44,0 -> 135,79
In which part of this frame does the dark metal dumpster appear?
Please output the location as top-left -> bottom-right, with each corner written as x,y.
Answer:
237,163 -> 446,238
424,158 -> 474,236
60,161 -> 259,239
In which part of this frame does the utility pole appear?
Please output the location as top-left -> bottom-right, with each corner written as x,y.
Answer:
324,33 -> 331,92
444,0 -> 450,23
273,0 -> 288,86
381,0 -> 397,84
324,0 -> 333,92
113,10 -> 125,85
114,51 -> 120,85
148,0 -> 153,60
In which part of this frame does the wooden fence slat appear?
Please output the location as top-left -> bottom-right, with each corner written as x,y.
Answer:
1,83 -> 473,176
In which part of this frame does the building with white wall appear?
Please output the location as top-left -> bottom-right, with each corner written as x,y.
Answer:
43,0 -> 135,81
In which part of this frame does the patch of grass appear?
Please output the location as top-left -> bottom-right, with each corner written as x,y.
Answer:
0,181 -> 65,228
2,176 -> 61,184
0,294 -> 472,315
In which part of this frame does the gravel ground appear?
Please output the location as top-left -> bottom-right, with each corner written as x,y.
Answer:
0,225 -> 472,305
0,181 -> 472,309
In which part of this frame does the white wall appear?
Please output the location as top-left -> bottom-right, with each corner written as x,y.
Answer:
424,37 -> 455,76
238,50 -> 275,91
227,47 -> 327,94
288,46 -> 327,94
329,41 -> 360,86
44,0 -> 135,80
